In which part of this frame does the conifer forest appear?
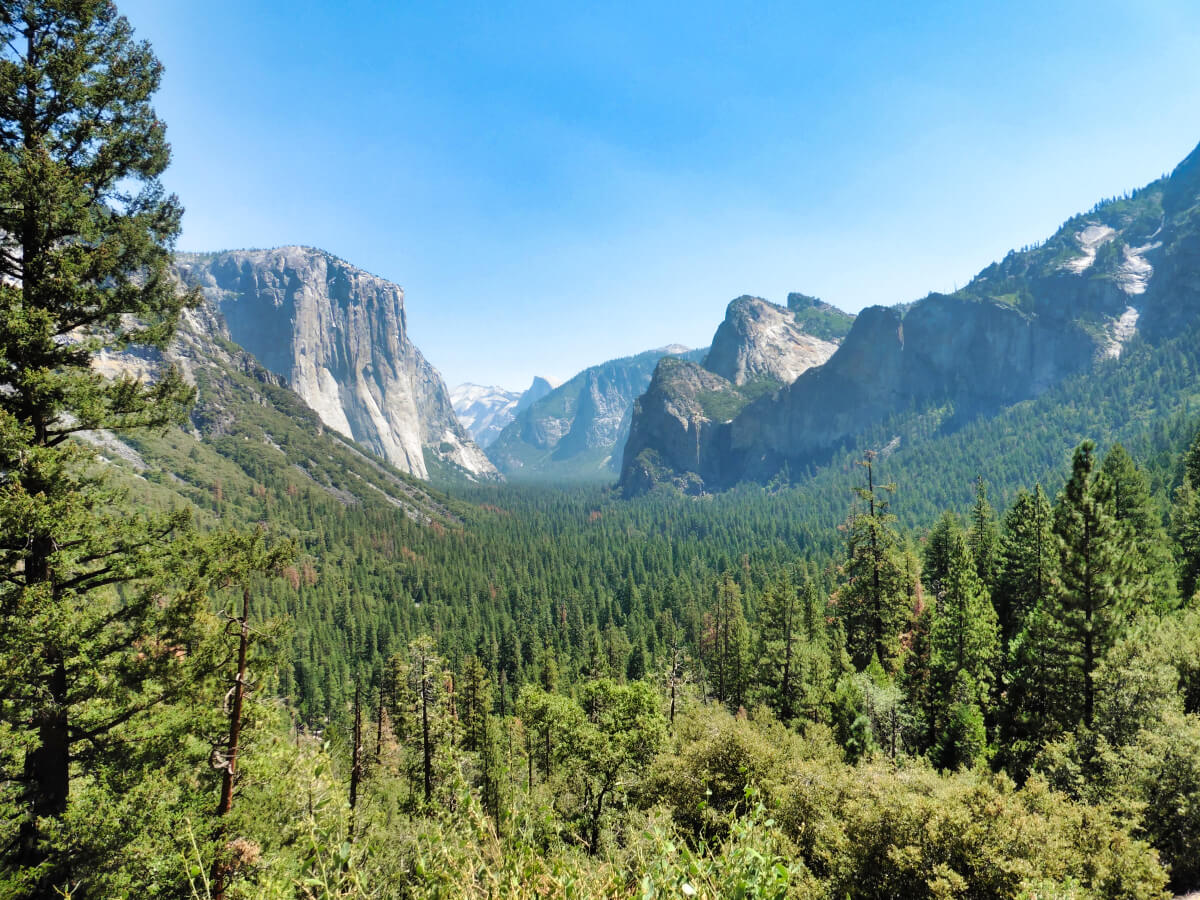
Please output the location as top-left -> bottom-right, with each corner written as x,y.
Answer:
5,2 -> 1200,898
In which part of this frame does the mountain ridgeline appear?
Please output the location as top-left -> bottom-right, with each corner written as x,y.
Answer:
486,345 -> 707,481
174,247 -> 496,482
451,376 -> 557,447
621,140 -> 1200,496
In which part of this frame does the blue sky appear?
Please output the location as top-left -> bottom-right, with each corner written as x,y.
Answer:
121,0 -> 1200,389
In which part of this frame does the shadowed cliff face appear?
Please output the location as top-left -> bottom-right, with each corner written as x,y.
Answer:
620,358 -> 737,496
621,295 -> 845,495
488,346 -> 701,482
174,247 -> 496,481
620,139 -> 1200,495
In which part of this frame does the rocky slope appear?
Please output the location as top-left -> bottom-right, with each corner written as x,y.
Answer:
87,298 -> 459,524
621,140 -> 1200,495
451,376 -> 556,447
704,296 -> 840,386
173,247 -> 496,482
621,295 -> 847,494
487,346 -> 703,481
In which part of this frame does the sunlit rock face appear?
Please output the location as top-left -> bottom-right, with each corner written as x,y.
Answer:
175,247 -> 496,480
620,141 -> 1200,494
704,296 -> 839,387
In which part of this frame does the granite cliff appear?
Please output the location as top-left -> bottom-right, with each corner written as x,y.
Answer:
621,295 -> 846,494
704,295 -> 840,387
88,294 -> 458,522
621,140 -> 1200,495
174,247 -> 496,481
488,345 -> 703,481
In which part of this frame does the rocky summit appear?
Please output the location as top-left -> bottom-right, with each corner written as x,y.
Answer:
621,139 -> 1200,496
174,247 -> 496,482
451,376 -> 557,448
621,295 -> 847,495
704,295 -> 840,387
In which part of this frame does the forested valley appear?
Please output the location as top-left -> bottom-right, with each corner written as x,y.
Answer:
6,2 -> 1200,899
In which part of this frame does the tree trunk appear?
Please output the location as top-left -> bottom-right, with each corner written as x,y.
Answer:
213,587 -> 251,900
350,682 -> 363,815
780,590 -> 795,721
420,655 -> 433,804
375,679 -> 385,765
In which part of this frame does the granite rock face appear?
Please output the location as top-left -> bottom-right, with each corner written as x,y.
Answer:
620,139 -> 1200,495
488,345 -> 702,482
619,358 -> 739,495
620,294 -> 850,495
704,296 -> 839,386
174,247 -> 496,480
452,376 -> 558,448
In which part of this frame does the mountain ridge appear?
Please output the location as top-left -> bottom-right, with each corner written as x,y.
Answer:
620,140 -> 1200,495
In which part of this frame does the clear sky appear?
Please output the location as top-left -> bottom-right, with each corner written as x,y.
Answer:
119,0 -> 1200,390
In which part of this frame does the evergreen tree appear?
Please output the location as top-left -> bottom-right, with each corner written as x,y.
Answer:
1174,478 -> 1200,604
1052,441 -> 1139,730
1102,443 -> 1176,610
928,524 -> 998,756
922,511 -> 962,604
705,572 -> 750,707
1173,428 -> 1200,602
836,452 -> 908,671
934,671 -> 989,771
0,1 -> 241,885
756,572 -> 832,723
993,485 -> 1057,649
459,654 -> 492,752
967,476 -> 1000,587
1101,444 -> 1156,538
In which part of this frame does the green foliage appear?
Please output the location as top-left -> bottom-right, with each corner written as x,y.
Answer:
928,524 -> 998,733
1052,442 -> 1141,729
779,761 -> 1168,900
787,293 -> 855,342
836,454 -> 914,671
967,477 -> 1000,586
993,485 -> 1057,648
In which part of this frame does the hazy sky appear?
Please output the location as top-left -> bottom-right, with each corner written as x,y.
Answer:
121,0 -> 1200,390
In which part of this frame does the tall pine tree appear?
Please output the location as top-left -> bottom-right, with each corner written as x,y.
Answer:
0,1 -> 241,886
1053,441 -> 1140,729
993,485 -> 1058,649
837,452 -> 909,671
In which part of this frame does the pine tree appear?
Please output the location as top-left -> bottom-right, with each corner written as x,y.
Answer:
0,1 -> 234,883
993,485 -> 1057,648
1174,478 -> 1200,604
1102,443 -> 1176,610
1173,428 -> 1200,602
934,671 -> 988,771
928,524 -> 998,751
756,571 -> 831,723
922,511 -> 962,604
459,654 -> 492,752
1101,444 -> 1155,538
759,572 -> 800,721
1051,442 -> 1139,731
705,572 -> 748,706
967,476 -> 1000,587
837,452 -> 908,671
